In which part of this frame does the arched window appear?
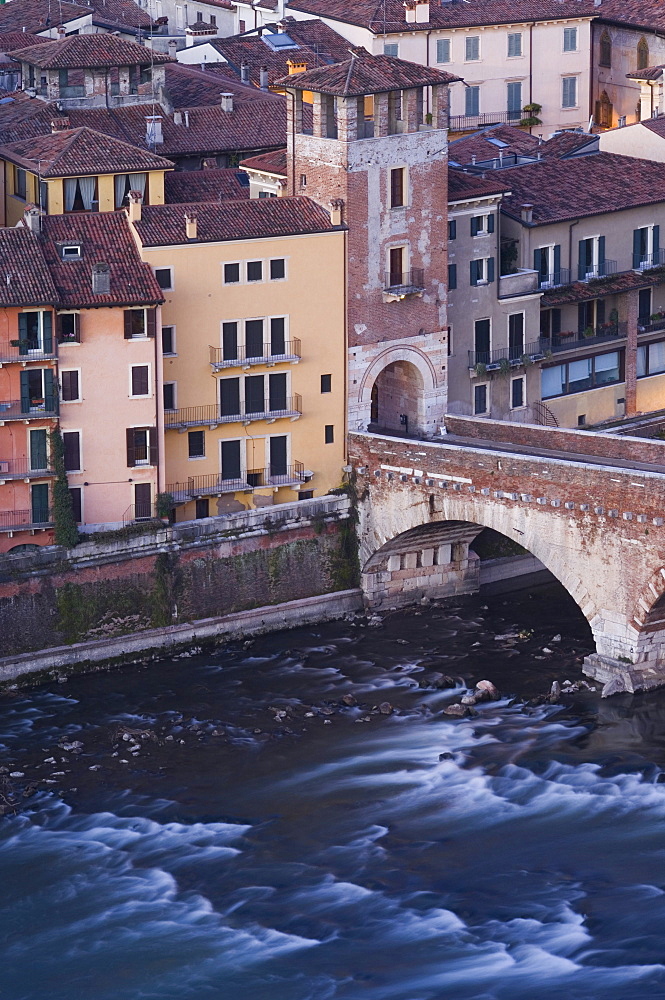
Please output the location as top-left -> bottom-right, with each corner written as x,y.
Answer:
595,90 -> 613,127
599,30 -> 611,68
637,37 -> 649,71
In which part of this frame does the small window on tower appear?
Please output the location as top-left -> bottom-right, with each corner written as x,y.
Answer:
390,167 -> 405,208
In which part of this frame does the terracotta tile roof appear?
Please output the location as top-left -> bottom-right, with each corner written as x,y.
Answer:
12,34 -> 173,69
596,0 -> 665,33
286,0 -> 596,33
134,195 -> 339,245
627,65 -> 665,82
39,211 -> 163,307
0,226 -> 56,306
541,268 -> 665,307
207,18 -> 351,88
0,32 -> 43,52
165,166 -> 249,202
164,61 -> 286,109
0,0 -> 91,33
0,126 -> 174,176
88,0 -> 154,31
240,147 -> 287,175
535,131 -> 599,159
275,49 -> 460,94
642,117 -> 665,139
448,124 -> 539,165
500,152 -> 665,226
448,167 -> 510,202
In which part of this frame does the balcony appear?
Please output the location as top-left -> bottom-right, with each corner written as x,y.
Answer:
383,269 -> 425,298
0,508 -> 52,532
0,458 -> 55,479
498,269 -> 539,298
0,340 -> 56,364
449,110 -> 522,133
638,316 -> 665,334
165,464 -> 306,504
634,249 -> 665,271
578,260 -> 618,282
542,322 -> 627,354
468,340 -> 546,371
537,269 -> 572,290
0,399 -> 59,421
209,340 -> 301,371
165,396 -> 302,429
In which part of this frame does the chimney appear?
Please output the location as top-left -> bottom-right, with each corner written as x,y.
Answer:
23,204 -> 41,232
259,65 -> 269,89
220,91 -> 234,112
91,263 -> 111,295
183,110 -> 190,127
521,203 -> 533,223
404,1 -> 416,22
168,39 -> 177,58
56,25 -> 66,39
619,115 -> 626,127
50,116 -> 70,133
145,114 -> 163,145
173,110 -> 182,125
330,199 -> 344,226
415,0 -> 430,22
240,60 -> 249,84
185,212 -> 197,240
128,190 -> 142,222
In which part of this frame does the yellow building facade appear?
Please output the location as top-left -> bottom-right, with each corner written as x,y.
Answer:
130,198 -> 347,520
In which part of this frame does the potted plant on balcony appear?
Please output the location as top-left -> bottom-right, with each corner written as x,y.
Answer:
520,103 -> 542,127
498,357 -> 511,375
474,362 -> 487,378
520,353 -> 534,367
583,326 -> 595,339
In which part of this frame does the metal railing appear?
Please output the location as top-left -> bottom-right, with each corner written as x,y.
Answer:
166,463 -> 306,503
165,396 -> 302,428
122,502 -> 162,526
634,249 -> 665,270
384,269 -> 425,294
0,508 -> 51,532
638,317 -> 665,334
209,340 -> 301,370
537,269 -> 572,289
468,340 -> 545,370
0,341 -> 56,363
578,259 -> 618,281
449,110 -> 522,132
0,458 -> 55,478
0,399 -> 59,420
543,322 -> 627,354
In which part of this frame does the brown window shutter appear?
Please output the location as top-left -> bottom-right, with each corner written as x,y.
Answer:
126,427 -> 136,466
146,308 -> 156,338
124,310 -> 133,339
55,313 -> 62,342
149,427 -> 158,467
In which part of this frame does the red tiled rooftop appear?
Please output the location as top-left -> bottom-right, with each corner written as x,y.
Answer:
0,126 -> 174,177
12,34 -> 173,69
541,268 -> 665,307
0,32 -> 43,52
449,124 -> 539,165
164,61 -> 287,110
0,226 -> 56,306
165,167 -> 249,203
274,49 -> 460,95
0,0 -> 91,33
240,148 -> 287,175
596,0 -> 665,33
448,167 -> 511,202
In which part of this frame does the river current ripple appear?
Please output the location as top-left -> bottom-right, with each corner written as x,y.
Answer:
2,587 -> 665,1000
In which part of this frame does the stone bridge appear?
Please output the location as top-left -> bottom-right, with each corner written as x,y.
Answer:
350,416 -> 665,694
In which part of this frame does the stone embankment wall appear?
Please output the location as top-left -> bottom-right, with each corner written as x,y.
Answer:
0,495 -> 357,660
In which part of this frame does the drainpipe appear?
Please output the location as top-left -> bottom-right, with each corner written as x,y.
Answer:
625,289 -> 638,417
289,88 -> 296,197
425,30 -> 431,116
529,23 -> 533,110
568,218 -> 579,280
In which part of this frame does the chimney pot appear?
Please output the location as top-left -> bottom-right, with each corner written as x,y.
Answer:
259,65 -> 269,89
240,60 -> 249,84
168,39 -> 177,57
521,203 -> 533,223
91,262 -> 111,295
128,190 -> 143,222
185,212 -> 197,240
145,114 -> 163,145
330,198 -> 344,226
220,91 -> 234,112
23,204 -> 41,232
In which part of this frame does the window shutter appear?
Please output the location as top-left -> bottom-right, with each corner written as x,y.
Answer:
124,310 -> 133,339
470,217 -> 479,237
448,219 -> 456,240
42,311 -> 52,352
487,257 -> 495,283
470,260 -> 478,286
149,427 -> 158,467
654,225 -> 660,260
598,236 -> 606,270
126,428 -> 136,467
18,313 -> 28,355
146,309 -> 156,338
63,431 -> 80,472
578,303 -> 586,335
533,247 -> 542,274
552,308 -> 562,335
20,369 -> 30,413
578,239 -> 586,280
448,263 -> 457,290
553,245 -> 561,279
487,214 -> 495,234
597,299 -> 606,326
43,368 -> 56,412
55,312 -> 63,344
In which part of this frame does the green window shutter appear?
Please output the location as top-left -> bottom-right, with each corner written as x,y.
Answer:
43,368 -> 56,412
598,236 -> 606,271
18,313 -> 28,355
487,214 -> 495,234
20,369 -> 30,413
533,248 -> 542,275
578,240 -> 586,280
553,245 -> 561,279
42,311 -> 52,353
654,225 -> 660,260
487,257 -> 495,283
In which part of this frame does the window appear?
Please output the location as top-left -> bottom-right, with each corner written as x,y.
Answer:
388,245 -> 406,286
130,364 -> 150,397
637,37 -> 649,71
18,311 -> 53,354
507,81 -> 522,120
126,427 -> 157,467
300,174 -> 307,188
221,439 -> 242,482
599,29 -> 612,68
269,435 -> 288,478
638,340 -> 665,377
270,258 -> 286,280
384,43 -> 398,56
114,172 -> 147,209
69,487 -> 82,523
57,312 -> 80,344
163,382 -> 176,410
14,166 -> 26,200
188,430 -> 205,458
563,26 -> 577,52
448,263 -> 457,290
507,32 -> 522,57
63,431 -> 81,472
448,219 -> 456,240
64,176 -> 98,212
511,376 -> 524,409
20,368 -> 56,413
224,262 -> 240,284
508,313 -> 524,358
29,428 -> 48,471
474,383 -> 488,415
321,374 -> 332,393
31,483 -> 49,524
134,483 -> 152,520
474,318 -> 490,362
465,85 -> 480,117
436,38 -> 451,63
247,260 -> 263,282
470,214 -> 494,237
324,424 -> 334,444
633,225 -> 659,269
638,288 -> 652,326
195,498 -> 209,519
60,244 -> 81,261
124,308 -> 156,339
534,245 -> 561,286
595,90 -> 613,128
209,13 -> 216,26
470,257 -> 495,285
390,166 -> 405,208
577,235 -> 604,280
541,350 -> 621,398
61,370 -> 80,402
299,490 -> 314,501
238,18 -> 245,31
162,326 -> 175,355
465,35 -> 480,61
154,267 -> 173,290
562,76 -> 577,108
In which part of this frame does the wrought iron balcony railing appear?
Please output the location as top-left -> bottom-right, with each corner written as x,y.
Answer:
0,399 -> 59,420
165,396 -> 302,429
0,508 -> 51,531
542,323 -> 627,354
577,259 -> 618,281
450,110 -> 522,132
468,340 -> 545,370
0,458 -> 55,478
537,269 -> 572,289
384,269 -> 425,295
165,463 -> 306,503
0,340 -> 56,363
209,340 -> 301,370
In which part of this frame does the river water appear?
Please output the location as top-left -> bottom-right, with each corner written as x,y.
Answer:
2,585 -> 665,1000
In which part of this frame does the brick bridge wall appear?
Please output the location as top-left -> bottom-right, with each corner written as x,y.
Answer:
350,428 -> 665,683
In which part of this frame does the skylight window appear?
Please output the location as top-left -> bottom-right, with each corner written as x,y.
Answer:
60,244 -> 81,260
262,32 -> 299,51
487,137 -> 509,148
